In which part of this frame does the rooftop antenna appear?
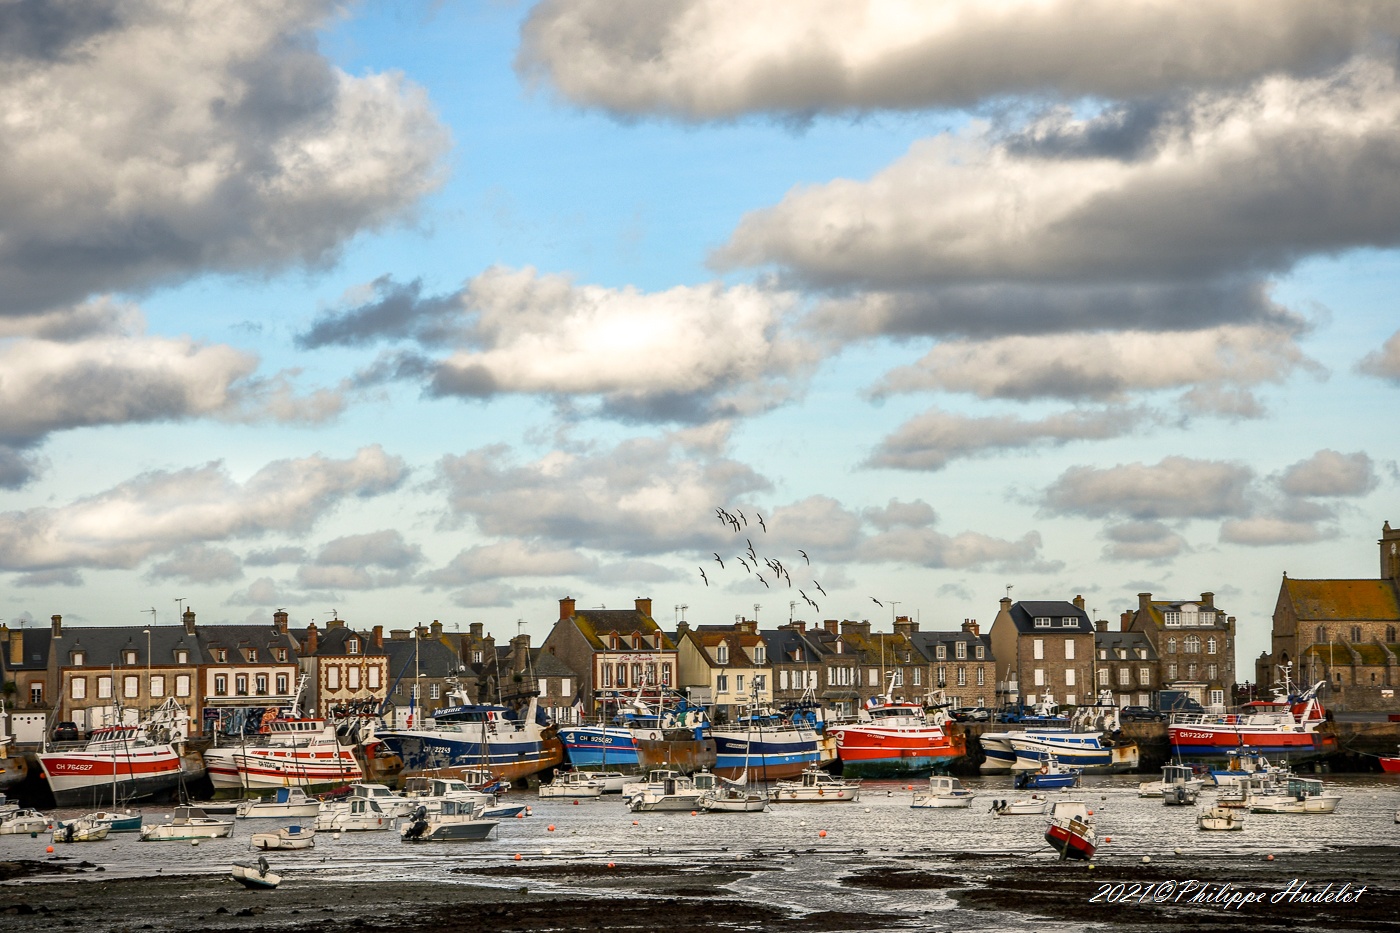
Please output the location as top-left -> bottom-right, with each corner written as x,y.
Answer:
789,600 -> 796,623
328,609 -> 339,621
1005,584 -> 1014,598
678,604 -> 687,625
144,607 -> 157,626
175,597 -> 186,618
753,603 -> 760,624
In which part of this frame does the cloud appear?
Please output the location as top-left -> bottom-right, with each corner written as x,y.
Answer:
245,546 -> 309,567
0,0 -> 449,315
227,576 -> 301,608
870,325 -> 1314,402
1219,516 -> 1338,546
1042,457 -> 1254,520
594,560 -> 681,585
14,569 -> 83,588
862,499 -> 938,530
424,541 -> 599,584
145,544 -> 244,584
517,0 -> 1397,120
857,527 -> 1053,571
1277,450 -> 1377,497
0,446 -> 406,571
1101,521 -> 1189,563
449,582 -> 553,609
867,407 -> 1140,471
1357,329 -> 1400,382
344,267 -> 818,425
295,530 -> 425,590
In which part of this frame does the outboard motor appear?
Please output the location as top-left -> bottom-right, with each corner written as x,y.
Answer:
404,805 -> 429,840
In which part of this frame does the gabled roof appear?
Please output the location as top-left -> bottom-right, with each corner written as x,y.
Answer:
58,625 -> 201,669
1008,601 -> 1094,634
908,631 -> 992,663
758,628 -> 828,665
1095,630 -> 1159,661
1284,579 -> 1400,622
530,648 -> 580,680
307,625 -> 386,658
382,637 -> 465,680
568,609 -> 672,651
685,629 -> 764,667
197,625 -> 299,664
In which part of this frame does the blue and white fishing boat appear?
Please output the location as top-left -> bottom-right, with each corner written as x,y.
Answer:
1006,695 -> 1139,773
1013,754 -> 1082,790
977,695 -> 1071,773
375,691 -> 563,786
559,688 -> 714,774
711,704 -> 822,781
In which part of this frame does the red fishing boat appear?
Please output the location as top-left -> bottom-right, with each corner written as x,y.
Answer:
1379,746 -> 1400,774
826,680 -> 965,778
1168,672 -> 1329,759
38,699 -> 189,807
1044,800 -> 1097,860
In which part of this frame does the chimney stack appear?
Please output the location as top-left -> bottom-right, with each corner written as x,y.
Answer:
1073,594 -> 1086,611
470,622 -> 483,637
559,597 -> 576,621
372,625 -> 384,648
960,618 -> 980,637
1120,610 -> 1134,630
6,626 -> 19,667
634,597 -> 652,619
1095,620 -> 1108,633
183,608 -> 197,635
893,616 -> 916,637
327,616 -> 344,629
1138,592 -> 1152,610
1200,592 -> 1215,608
273,610 -> 289,635
999,596 -> 1012,612
676,620 -> 691,638
430,620 -> 443,638
736,618 -> 757,635
824,620 -> 838,635
51,614 -> 62,638
511,633 -> 531,672
304,623 -> 319,655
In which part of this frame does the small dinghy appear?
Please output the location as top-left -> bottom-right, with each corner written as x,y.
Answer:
86,809 -> 143,833
912,775 -> 976,808
250,824 -> 315,850
989,794 -> 1049,816
231,856 -> 281,890
52,817 -> 110,843
1198,805 -> 1245,831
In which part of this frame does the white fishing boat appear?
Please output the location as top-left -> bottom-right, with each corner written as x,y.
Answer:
699,773 -> 768,813
315,796 -> 392,832
400,800 -> 499,842
769,766 -> 860,803
988,794 -> 1049,816
538,771 -> 605,798
620,769 -> 683,801
52,817 -> 110,843
400,776 -> 523,819
346,782 -> 415,818
139,806 -> 234,841
205,677 -> 362,791
573,771 -> 628,794
0,809 -> 52,834
911,775 -> 976,809
38,698 -> 191,807
231,856 -> 280,890
628,772 -> 713,812
1247,777 -> 1341,814
250,824 -> 315,850
1138,762 -> 1206,798
1198,805 -> 1245,831
237,786 -> 321,819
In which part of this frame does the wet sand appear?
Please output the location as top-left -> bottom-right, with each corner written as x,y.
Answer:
0,845 -> 1395,933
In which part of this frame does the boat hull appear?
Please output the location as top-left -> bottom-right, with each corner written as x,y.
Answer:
1380,757 -> 1400,774
1045,821 -> 1096,860
632,732 -> 717,774
557,726 -> 641,771
828,726 -> 965,778
377,731 -> 563,785
401,819 -> 499,841
1008,738 -> 1138,773
1168,726 -> 1334,759
38,747 -> 184,808
204,746 -> 362,791
710,729 -> 820,781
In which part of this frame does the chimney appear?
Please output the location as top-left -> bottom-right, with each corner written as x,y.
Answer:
635,597 -> 653,619
893,616 -> 916,637
470,622 -> 483,638
1138,592 -> 1152,610
273,610 -> 289,635
304,623 -> 319,655
840,620 -> 871,636
430,620 -> 443,638
51,614 -> 62,638
824,620 -> 838,635
372,625 -> 384,648
6,626 -> 19,667
961,619 -> 980,637
511,634 -> 531,672
327,617 -> 344,629
183,608 -> 197,635
1200,592 -> 1215,608
1073,594 -> 1085,611
736,618 -> 757,635
1120,610 -> 1134,631
559,597 -> 576,621
676,620 -> 691,638
999,596 -> 1012,612
391,629 -> 411,641
1096,620 -> 1108,633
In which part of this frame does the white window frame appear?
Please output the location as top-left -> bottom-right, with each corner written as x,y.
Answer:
176,674 -> 191,698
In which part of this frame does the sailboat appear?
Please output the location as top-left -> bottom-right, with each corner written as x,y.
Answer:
702,683 -> 769,812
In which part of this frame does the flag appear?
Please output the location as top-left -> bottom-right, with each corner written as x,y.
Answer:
406,689 -> 416,728
571,694 -> 585,722
865,695 -> 880,710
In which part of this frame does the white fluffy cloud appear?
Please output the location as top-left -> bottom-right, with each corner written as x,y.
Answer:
1101,521 -> 1189,563
518,0 -> 1397,119
0,446 -> 406,572
1219,516 -> 1338,546
1358,329 -> 1400,383
425,541 -> 599,584
868,407 -> 1138,471
0,0 -> 448,314
1043,457 -> 1254,520
296,530 -> 424,591
145,544 -> 245,584
1277,450 -> 1377,498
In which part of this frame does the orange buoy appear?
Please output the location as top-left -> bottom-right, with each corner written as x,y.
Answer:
514,853 -> 522,861
515,812 -> 524,819
45,846 -> 53,853
1104,836 -> 1112,843
690,811 -> 697,816
547,825 -> 555,832
608,862 -> 616,868
572,800 -> 579,806
818,830 -> 827,838
632,821 -> 639,826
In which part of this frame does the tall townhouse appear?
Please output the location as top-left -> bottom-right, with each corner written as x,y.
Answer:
540,597 -> 677,716
1125,593 -> 1236,708
989,596 -> 1097,709
909,619 -> 994,709
674,619 -> 771,722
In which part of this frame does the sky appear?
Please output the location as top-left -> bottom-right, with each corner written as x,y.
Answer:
1,0 -> 1398,674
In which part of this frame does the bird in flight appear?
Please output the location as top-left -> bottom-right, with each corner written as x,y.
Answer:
814,581 -> 827,597
699,567 -> 709,586
736,509 -> 748,527
798,549 -> 809,565
737,555 -> 751,572
713,553 -> 724,569
756,512 -> 766,532
746,539 -> 756,560
756,573 -> 770,589
871,597 -> 883,607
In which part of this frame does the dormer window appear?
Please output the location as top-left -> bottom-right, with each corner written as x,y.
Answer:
835,641 -> 843,654
472,649 -> 483,664
632,633 -> 641,649
72,651 -> 85,667
1034,617 -> 1052,628
716,644 -> 729,665
1061,617 -> 1076,627
954,642 -> 967,660
247,648 -> 258,663
215,649 -> 228,663
347,639 -> 360,655
936,644 -> 946,659
124,650 -> 137,665
275,648 -> 287,663
754,645 -> 766,664
975,645 -> 985,660
175,650 -> 188,664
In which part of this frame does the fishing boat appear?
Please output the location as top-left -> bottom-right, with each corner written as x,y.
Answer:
204,679 -> 362,791
573,771 -> 627,793
769,766 -> 860,802
375,685 -> 563,786
1006,695 -> 1139,773
1138,762 -> 1206,798
52,817 -> 110,843
826,678 -> 964,778
250,824 -> 315,850
560,688 -> 715,775
1247,777 -> 1341,814
236,786 -> 321,819
1014,754 -> 1082,790
84,809 -> 143,833
538,770 -> 605,798
1377,745 -> 1400,774
400,800 -> 499,842
139,806 -> 234,841
346,782 -> 415,818
710,703 -> 822,781
1163,783 -> 1200,806
400,776 -> 525,819
231,857 -> 280,890
1208,749 -> 1292,786
911,775 -> 976,808
0,704 -> 28,791
38,698 -> 191,807
699,773 -> 768,812
315,796 -> 391,832
977,695 -> 1070,773
628,772 -> 713,812
989,795 -> 1049,816
1044,800 -> 1097,860
1169,668 -> 1330,760
0,809 -> 51,834
1198,805 -> 1245,830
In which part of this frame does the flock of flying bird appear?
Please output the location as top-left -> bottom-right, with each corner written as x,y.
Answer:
700,506 -> 836,613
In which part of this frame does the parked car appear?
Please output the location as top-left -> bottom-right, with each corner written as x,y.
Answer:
1118,706 -> 1164,722
952,707 -> 992,723
52,721 -> 80,741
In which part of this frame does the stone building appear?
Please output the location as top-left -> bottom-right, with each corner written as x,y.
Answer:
989,597 -> 1097,709
540,597 -> 677,716
1124,593 -> 1236,708
674,619 -> 771,722
1093,626 -> 1159,708
909,619 -> 995,709
294,617 -> 389,718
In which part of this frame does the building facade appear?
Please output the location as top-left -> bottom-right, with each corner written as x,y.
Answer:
1124,593 -> 1236,708
540,597 -> 677,715
989,597 -> 1097,709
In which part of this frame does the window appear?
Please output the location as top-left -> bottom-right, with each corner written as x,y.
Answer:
1350,626 -> 1362,643
1166,663 -> 1177,679
936,644 -> 947,659
1387,626 -> 1397,643
472,650 -> 483,665
976,667 -> 985,686
176,675 -> 191,698
661,664 -> 672,686
1167,637 -> 1177,654
735,675 -> 745,693
347,639 -> 359,655
123,675 -> 139,698
247,648 -> 258,663
780,670 -> 789,690
561,678 -> 572,696
368,666 -> 380,689
1184,635 -> 1201,654
716,674 -> 729,693
124,650 -> 137,666
1207,664 -> 1218,681
975,644 -> 985,660
276,674 -> 289,695
1098,669 -> 1109,686
1115,648 -> 1127,660
1033,638 -> 1044,660
255,674 -> 268,695
71,677 -> 86,700
955,642 -> 967,660
348,667 -> 360,690
631,663 -> 642,685
1065,669 -> 1076,686
1139,667 -> 1150,686
275,648 -> 288,663
601,664 -> 612,687
937,665 -> 946,685
1186,663 -> 1198,679
616,663 -> 627,687
72,651 -> 84,667
1034,669 -> 1045,686
106,676 -> 121,698
912,668 -> 922,686
1200,610 -> 1215,626
868,668 -> 878,686
235,674 -> 249,695
30,683 -> 41,704
1209,688 -> 1225,706
1064,640 -> 1075,660
890,669 -> 903,687
430,683 -> 441,700
754,674 -> 766,693
1061,617 -> 1076,627
151,675 -> 164,698
1164,611 -> 1181,626
326,667 -> 339,690
754,645 -> 766,664
1034,617 -> 1052,628
716,645 -> 729,665
175,650 -> 188,664
1206,637 -> 1217,655
1118,668 -> 1130,686
956,667 -> 967,686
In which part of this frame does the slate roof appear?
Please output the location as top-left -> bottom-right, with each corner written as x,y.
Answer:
1140,598 -> 1231,628
759,628 -> 827,665
305,625 -> 386,657
197,624 -> 299,664
1007,601 -> 1094,634
1284,579 -> 1400,622
1095,630 -> 1159,661
58,625 -> 201,668
569,609 -> 672,651
5,628 -> 52,671
382,637 -> 467,680
530,648 -> 581,680
909,631 -> 993,663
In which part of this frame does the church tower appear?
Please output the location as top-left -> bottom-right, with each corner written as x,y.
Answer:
1381,521 -> 1400,582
